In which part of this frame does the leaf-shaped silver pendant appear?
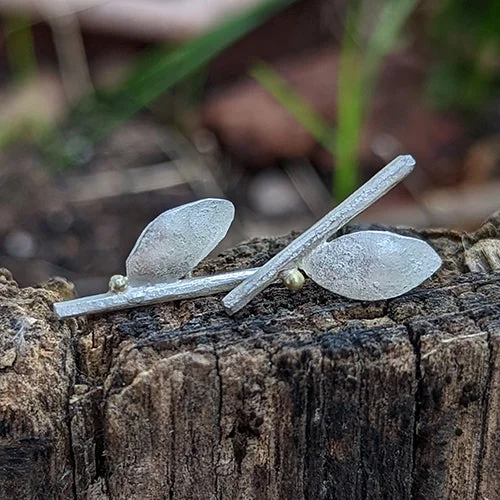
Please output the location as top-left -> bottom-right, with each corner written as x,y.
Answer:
301,231 -> 442,301
126,198 -> 234,286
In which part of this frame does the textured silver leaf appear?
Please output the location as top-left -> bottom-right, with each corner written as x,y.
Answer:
301,231 -> 442,300
126,198 -> 234,286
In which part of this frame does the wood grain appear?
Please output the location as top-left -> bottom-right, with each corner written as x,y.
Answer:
1,216 -> 499,499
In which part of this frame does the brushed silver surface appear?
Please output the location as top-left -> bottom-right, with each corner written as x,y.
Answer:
53,268 -> 257,318
222,155 -> 416,314
126,198 -> 234,286
302,231 -> 442,300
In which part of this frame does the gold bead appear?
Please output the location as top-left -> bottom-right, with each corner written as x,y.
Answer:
281,268 -> 305,291
108,274 -> 128,293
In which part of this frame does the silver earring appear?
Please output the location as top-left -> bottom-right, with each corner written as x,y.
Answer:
222,155 -> 441,315
54,155 -> 441,319
53,198 -> 257,318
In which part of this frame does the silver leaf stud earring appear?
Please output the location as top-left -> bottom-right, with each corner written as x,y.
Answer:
53,155 -> 441,319
300,231 -> 441,301
53,198 -> 257,318
222,155 -> 442,315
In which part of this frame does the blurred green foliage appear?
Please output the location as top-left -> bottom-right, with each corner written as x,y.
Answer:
253,0 -> 418,201
335,0 -> 419,200
427,0 -> 500,112
1,0 -> 497,200
0,16 -> 52,148
4,15 -> 37,79
0,118 -> 46,150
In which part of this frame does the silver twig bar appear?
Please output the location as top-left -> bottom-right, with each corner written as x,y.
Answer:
222,155 -> 416,315
54,268 -> 257,318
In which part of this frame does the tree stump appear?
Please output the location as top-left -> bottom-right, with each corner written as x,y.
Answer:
0,216 -> 499,500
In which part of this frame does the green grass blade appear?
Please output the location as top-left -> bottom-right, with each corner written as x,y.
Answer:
251,0 -> 418,202
3,15 -> 37,79
334,0 -> 418,201
335,48 -> 364,201
364,0 -> 419,96
250,61 -> 335,155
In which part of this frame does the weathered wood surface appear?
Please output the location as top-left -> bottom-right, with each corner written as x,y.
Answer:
1,216 -> 499,500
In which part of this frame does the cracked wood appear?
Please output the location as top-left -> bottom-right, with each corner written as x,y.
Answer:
0,215 -> 499,499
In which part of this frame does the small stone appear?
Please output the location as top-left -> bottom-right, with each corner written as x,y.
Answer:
41,277 -> 77,300
465,239 -> 500,272
73,384 -> 89,395
0,268 -> 17,286
109,274 -> 128,293
0,348 -> 16,370
281,268 -> 305,291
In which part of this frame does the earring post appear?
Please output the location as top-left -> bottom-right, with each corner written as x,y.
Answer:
222,155 -> 416,315
54,268 -> 258,318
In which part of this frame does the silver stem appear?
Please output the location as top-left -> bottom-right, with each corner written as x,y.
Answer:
222,155 -> 416,315
54,268 -> 258,318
